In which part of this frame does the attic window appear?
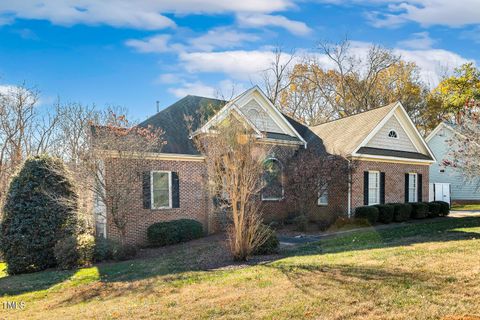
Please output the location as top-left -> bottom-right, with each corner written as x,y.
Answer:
388,130 -> 398,139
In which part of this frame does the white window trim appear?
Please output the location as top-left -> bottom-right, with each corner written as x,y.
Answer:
317,185 -> 328,206
151,171 -> 172,209
368,171 -> 381,205
261,157 -> 284,201
408,172 -> 418,203
387,128 -> 399,139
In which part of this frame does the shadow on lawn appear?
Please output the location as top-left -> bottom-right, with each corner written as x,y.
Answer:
1,216 -> 480,299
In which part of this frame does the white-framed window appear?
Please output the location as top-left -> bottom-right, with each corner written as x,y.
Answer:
318,184 -> 328,206
262,158 -> 283,201
151,171 -> 172,209
368,171 -> 380,205
408,173 -> 418,202
388,129 -> 398,139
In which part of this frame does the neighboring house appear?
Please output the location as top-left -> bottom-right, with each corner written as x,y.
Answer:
95,86 -> 436,245
426,122 -> 480,204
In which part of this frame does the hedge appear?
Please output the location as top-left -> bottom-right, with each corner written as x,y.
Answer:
427,202 -> 442,217
374,204 -> 395,224
389,203 -> 412,222
432,201 -> 450,216
411,202 -> 429,219
354,206 -> 379,224
147,219 -> 204,247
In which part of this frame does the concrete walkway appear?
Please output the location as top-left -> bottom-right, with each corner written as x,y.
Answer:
278,210 -> 480,246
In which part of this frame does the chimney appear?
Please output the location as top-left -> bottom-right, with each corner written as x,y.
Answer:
156,100 -> 160,113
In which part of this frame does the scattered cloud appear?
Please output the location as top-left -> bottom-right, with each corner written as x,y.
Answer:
397,32 -> 435,50
125,34 -> 172,53
12,28 -> 39,40
189,27 -> 259,52
0,0 -> 294,30
461,26 -> 480,44
237,13 -> 312,35
155,73 -> 183,84
168,81 -> 216,98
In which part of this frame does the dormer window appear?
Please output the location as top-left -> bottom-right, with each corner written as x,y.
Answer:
388,130 -> 398,139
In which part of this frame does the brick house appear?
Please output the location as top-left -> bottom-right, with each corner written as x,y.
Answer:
95,86 -> 436,246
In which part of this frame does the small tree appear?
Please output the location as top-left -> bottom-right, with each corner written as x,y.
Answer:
90,113 -> 165,244
286,149 -> 351,218
194,115 -> 270,261
0,155 -> 78,274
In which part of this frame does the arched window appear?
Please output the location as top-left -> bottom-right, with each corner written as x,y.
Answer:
262,158 -> 283,200
388,129 -> 398,139
246,108 -> 265,130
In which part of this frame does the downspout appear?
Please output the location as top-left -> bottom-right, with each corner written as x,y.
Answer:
347,158 -> 352,217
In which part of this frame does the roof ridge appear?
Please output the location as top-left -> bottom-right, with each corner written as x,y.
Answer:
310,102 -> 398,128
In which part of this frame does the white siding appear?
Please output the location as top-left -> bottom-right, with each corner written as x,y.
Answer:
428,128 -> 480,200
366,115 -> 417,152
240,99 -> 283,133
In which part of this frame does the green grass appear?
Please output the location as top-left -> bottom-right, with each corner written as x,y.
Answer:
1,216 -> 480,319
451,203 -> 480,211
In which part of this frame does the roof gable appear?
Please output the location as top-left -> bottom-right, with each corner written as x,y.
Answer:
196,86 -> 306,145
365,113 -> 418,153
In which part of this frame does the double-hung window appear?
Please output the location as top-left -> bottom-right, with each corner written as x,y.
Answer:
318,184 -> 328,206
368,171 -> 380,205
151,171 -> 172,209
408,173 -> 418,202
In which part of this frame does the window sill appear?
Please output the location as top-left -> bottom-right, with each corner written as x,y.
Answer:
261,198 -> 284,202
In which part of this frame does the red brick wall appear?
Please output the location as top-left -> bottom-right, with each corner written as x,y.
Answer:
103,157 -> 209,246
351,160 -> 430,210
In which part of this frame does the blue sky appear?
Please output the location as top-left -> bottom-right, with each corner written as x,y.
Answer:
0,0 -> 478,121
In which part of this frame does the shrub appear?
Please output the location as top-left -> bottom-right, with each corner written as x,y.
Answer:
147,219 -> 204,247
374,204 -> 395,224
433,201 -> 450,216
292,214 -> 308,232
54,234 -> 95,270
0,155 -> 79,274
253,227 -> 279,255
94,238 -> 115,262
390,203 -> 412,222
354,206 -> 379,224
411,202 -> 429,219
112,243 -> 137,261
427,202 -> 442,217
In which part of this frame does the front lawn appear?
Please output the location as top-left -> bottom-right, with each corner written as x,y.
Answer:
1,216 -> 480,319
452,203 -> 480,211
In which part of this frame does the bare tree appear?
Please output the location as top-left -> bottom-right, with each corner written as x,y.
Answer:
193,115 -> 270,261
261,47 -> 296,106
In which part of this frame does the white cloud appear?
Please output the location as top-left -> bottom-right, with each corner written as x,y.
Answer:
189,27 -> 259,52
0,0 -> 294,29
168,81 -> 216,98
125,34 -> 172,53
156,73 -> 183,84
179,50 -> 295,80
237,13 -> 312,35
397,32 -> 435,50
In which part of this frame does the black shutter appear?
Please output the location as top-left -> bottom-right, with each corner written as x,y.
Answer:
417,174 -> 423,202
363,171 -> 369,205
405,173 -> 409,203
142,171 -> 151,209
380,172 -> 385,204
171,172 -> 180,208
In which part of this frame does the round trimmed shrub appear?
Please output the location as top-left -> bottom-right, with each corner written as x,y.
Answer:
0,155 -> 79,274
427,202 -> 442,217
354,206 -> 379,224
293,214 -> 308,232
253,227 -> 279,255
433,201 -> 450,216
374,204 -> 395,224
411,202 -> 429,219
111,243 -> 137,261
94,238 -> 115,262
390,203 -> 412,222
147,219 -> 204,247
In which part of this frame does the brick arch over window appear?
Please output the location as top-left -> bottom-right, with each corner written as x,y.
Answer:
262,158 -> 284,201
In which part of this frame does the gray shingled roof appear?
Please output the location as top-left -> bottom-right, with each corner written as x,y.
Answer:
139,95 -> 226,155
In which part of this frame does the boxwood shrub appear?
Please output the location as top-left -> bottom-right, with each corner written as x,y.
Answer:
374,204 -> 395,224
390,203 -> 412,222
147,219 -> 204,247
427,202 -> 442,217
354,206 -> 379,224
411,202 -> 429,219
433,201 -> 450,216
